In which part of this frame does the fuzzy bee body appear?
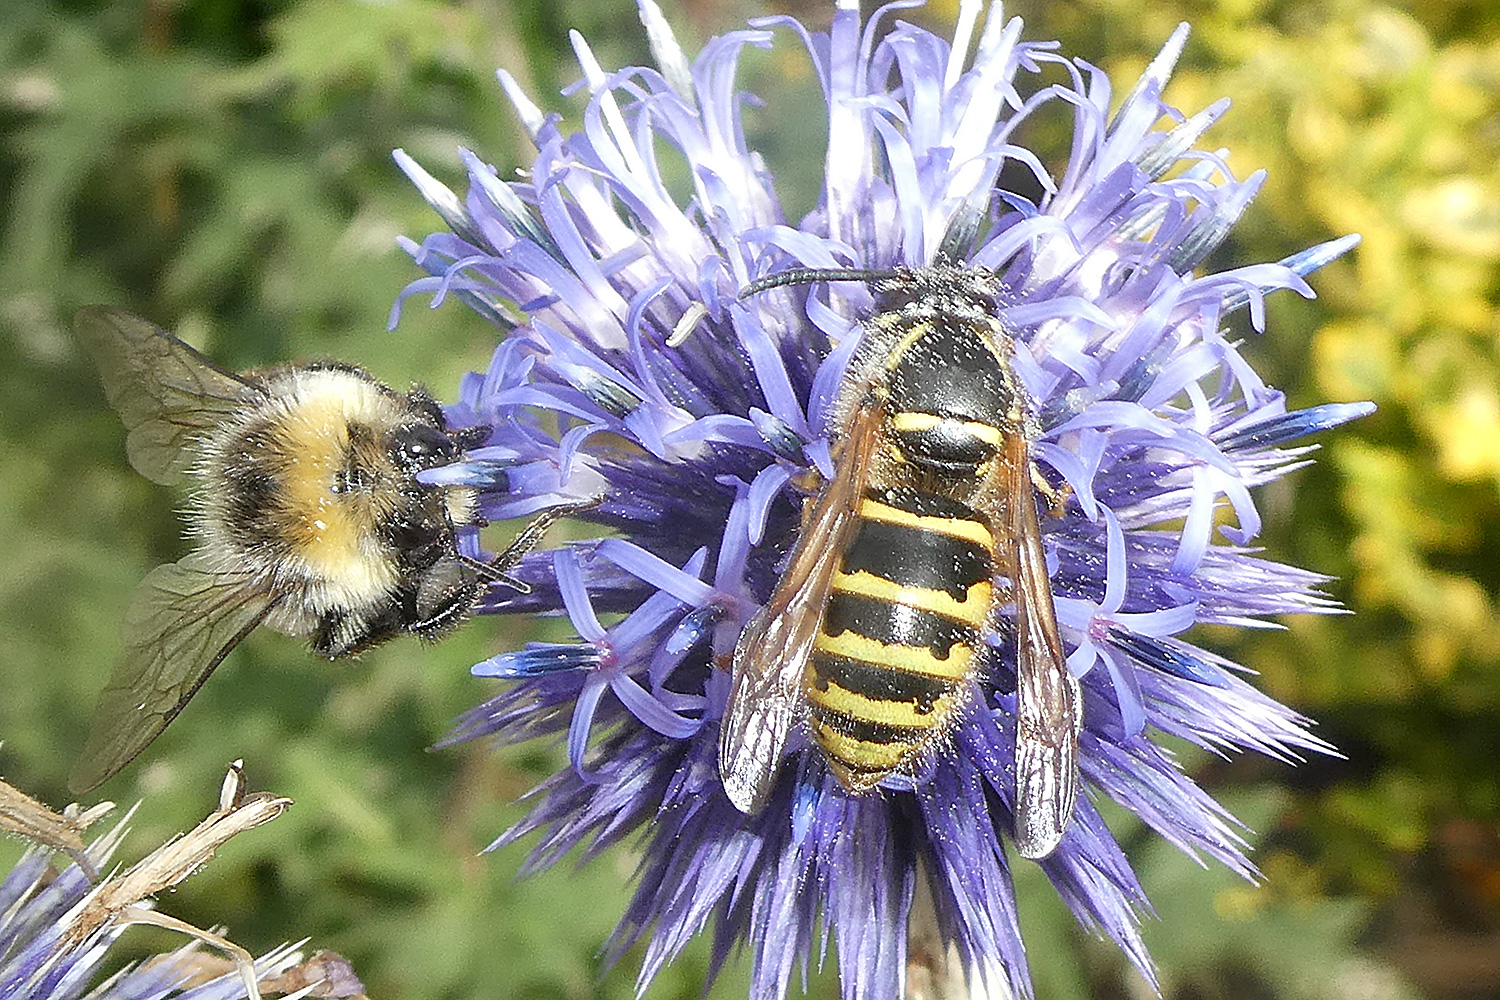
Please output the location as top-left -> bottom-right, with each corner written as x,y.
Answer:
193,361 -> 486,656
69,307 -> 565,794
719,264 -> 1083,859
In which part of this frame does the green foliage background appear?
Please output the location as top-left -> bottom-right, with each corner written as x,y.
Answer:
0,0 -> 1495,998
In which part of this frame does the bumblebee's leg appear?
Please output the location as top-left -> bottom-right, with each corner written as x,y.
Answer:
314,603 -> 404,658
466,497 -> 604,594
491,498 -> 603,572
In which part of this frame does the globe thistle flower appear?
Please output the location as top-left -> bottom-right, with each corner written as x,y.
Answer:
0,773 -> 359,1000
394,1 -> 1371,997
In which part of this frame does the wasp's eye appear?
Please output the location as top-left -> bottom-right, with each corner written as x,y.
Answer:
393,424 -> 456,469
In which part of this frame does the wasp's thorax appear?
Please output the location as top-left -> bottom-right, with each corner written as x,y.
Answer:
868,263 -> 1003,321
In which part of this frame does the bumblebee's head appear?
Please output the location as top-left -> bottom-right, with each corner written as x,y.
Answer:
393,422 -> 481,474
389,387 -> 491,474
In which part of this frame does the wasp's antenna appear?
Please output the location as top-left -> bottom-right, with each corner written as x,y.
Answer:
739,266 -> 905,300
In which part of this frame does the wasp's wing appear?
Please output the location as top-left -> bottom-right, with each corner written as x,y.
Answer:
70,556 -> 277,794
75,307 -> 254,486
992,436 -> 1082,859
718,391 -> 884,814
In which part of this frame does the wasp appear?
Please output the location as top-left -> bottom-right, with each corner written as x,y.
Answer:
717,262 -> 1082,859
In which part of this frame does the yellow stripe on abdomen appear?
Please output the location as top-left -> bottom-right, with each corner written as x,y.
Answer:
810,719 -> 916,773
811,629 -> 977,681
856,496 -> 994,547
829,569 -> 992,627
888,410 -> 1005,448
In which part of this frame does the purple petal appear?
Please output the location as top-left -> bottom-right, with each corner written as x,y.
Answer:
610,671 -> 703,738
568,673 -> 611,780
555,548 -> 607,641
595,539 -> 717,607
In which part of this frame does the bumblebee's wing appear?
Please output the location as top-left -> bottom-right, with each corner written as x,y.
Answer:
69,555 -> 277,794
75,306 -> 254,486
992,435 -> 1082,859
718,389 -> 884,813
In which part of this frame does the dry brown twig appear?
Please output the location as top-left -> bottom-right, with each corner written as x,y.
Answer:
166,950 -> 371,1000
51,761 -> 291,1000
1,761 -> 370,998
0,776 -> 114,880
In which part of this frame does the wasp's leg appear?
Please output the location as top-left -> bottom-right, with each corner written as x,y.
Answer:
1031,463 -> 1072,519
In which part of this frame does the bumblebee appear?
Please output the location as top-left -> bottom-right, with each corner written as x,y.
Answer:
718,263 -> 1083,859
70,307 -> 577,793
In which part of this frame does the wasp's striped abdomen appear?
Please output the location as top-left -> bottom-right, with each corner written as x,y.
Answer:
804,486 -> 995,789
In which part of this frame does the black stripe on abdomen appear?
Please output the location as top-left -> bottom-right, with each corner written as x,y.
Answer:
809,706 -> 929,746
840,517 -> 991,599
821,592 -> 977,660
808,651 -> 956,714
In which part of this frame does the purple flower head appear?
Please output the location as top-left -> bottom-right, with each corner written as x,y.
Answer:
0,808 -> 348,1000
395,2 -> 1370,997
